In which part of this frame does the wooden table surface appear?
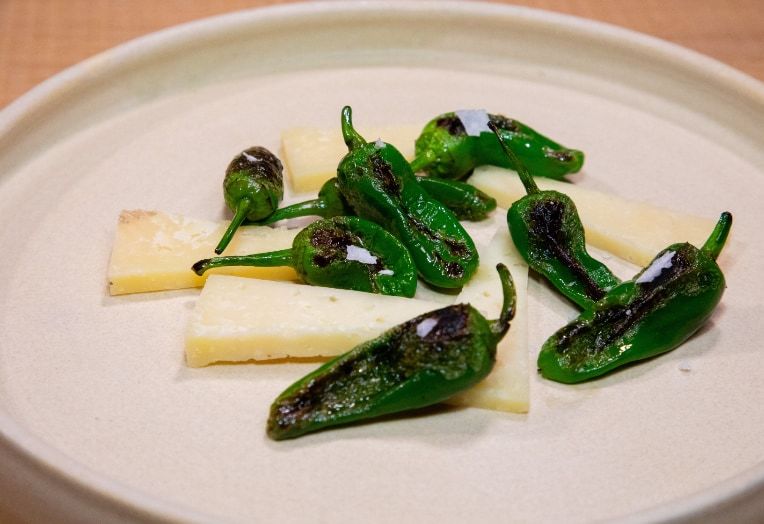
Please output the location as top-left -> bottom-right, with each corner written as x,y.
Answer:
0,0 -> 762,110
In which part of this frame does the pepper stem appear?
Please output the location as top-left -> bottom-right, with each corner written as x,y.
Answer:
489,263 -> 516,341
409,151 -> 436,173
215,197 -> 252,254
192,249 -> 294,276
259,197 -> 326,225
701,211 -> 733,260
488,121 -> 538,195
341,106 -> 367,151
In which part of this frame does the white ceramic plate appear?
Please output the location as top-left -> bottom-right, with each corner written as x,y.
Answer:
1,2 -> 763,522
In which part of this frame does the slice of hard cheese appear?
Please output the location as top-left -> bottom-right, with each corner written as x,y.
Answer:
447,228 -> 530,413
281,125 -> 420,193
184,229 -> 531,413
185,276 -> 442,367
469,167 -> 716,267
107,210 -> 298,295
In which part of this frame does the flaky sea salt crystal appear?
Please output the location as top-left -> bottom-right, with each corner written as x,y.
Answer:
346,245 -> 378,265
416,317 -> 439,338
636,251 -> 675,284
455,109 -> 490,136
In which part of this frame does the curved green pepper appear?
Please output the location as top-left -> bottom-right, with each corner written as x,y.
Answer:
538,212 -> 732,383
410,110 -> 584,181
215,146 -> 284,254
416,177 -> 496,221
494,122 -> 619,308
267,263 -> 515,440
336,106 -> 479,289
261,176 -> 496,225
194,216 -> 417,297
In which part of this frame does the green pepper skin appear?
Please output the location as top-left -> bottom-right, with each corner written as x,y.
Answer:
508,191 -> 620,308
215,146 -> 284,254
416,176 -> 497,221
261,176 -> 496,224
267,263 -> 515,440
194,216 -> 417,297
410,111 -> 584,181
337,106 -> 479,289
488,121 -> 618,308
538,212 -> 732,383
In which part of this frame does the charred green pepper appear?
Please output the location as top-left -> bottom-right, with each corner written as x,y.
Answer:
267,263 -> 515,440
336,106 -> 479,289
538,212 -> 732,383
194,216 -> 417,297
410,109 -> 584,181
261,177 -> 496,225
215,146 -> 284,254
494,122 -> 619,309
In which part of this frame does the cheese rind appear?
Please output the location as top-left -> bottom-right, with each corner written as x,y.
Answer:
468,167 -> 716,267
281,125 -> 420,193
107,210 -> 298,295
447,229 -> 530,413
185,276 -> 442,367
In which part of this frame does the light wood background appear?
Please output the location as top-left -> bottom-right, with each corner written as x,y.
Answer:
0,0 -> 763,110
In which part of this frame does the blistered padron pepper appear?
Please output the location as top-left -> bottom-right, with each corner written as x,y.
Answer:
538,212 -> 732,383
194,216 -> 417,297
336,106 -> 479,289
494,122 -> 619,309
410,110 -> 584,181
267,263 -> 515,440
261,176 -> 496,225
215,146 -> 284,254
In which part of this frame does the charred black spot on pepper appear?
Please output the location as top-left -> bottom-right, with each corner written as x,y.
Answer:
432,252 -> 465,278
488,114 -> 521,133
435,115 -> 467,136
544,148 -> 574,163
529,198 -> 607,301
229,146 -> 284,185
405,214 -> 468,258
310,225 -> 356,268
370,153 -> 402,195
427,305 -> 469,340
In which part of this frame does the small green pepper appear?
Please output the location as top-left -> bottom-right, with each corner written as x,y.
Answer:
336,106 -> 479,289
194,216 -> 417,297
410,110 -> 584,181
538,212 -> 732,383
416,176 -> 497,221
215,146 -> 284,254
494,122 -> 619,309
261,176 -> 496,225
267,263 -> 515,440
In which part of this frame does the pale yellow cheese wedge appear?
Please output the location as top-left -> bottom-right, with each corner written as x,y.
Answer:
107,210 -> 297,295
185,230 -> 531,413
469,167 -> 717,267
281,125 -> 421,193
447,228 -> 530,413
185,276 -> 442,367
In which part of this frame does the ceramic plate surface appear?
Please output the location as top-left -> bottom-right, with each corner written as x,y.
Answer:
1,2 -> 763,522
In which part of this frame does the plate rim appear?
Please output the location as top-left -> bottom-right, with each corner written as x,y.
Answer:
0,1 -> 762,522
